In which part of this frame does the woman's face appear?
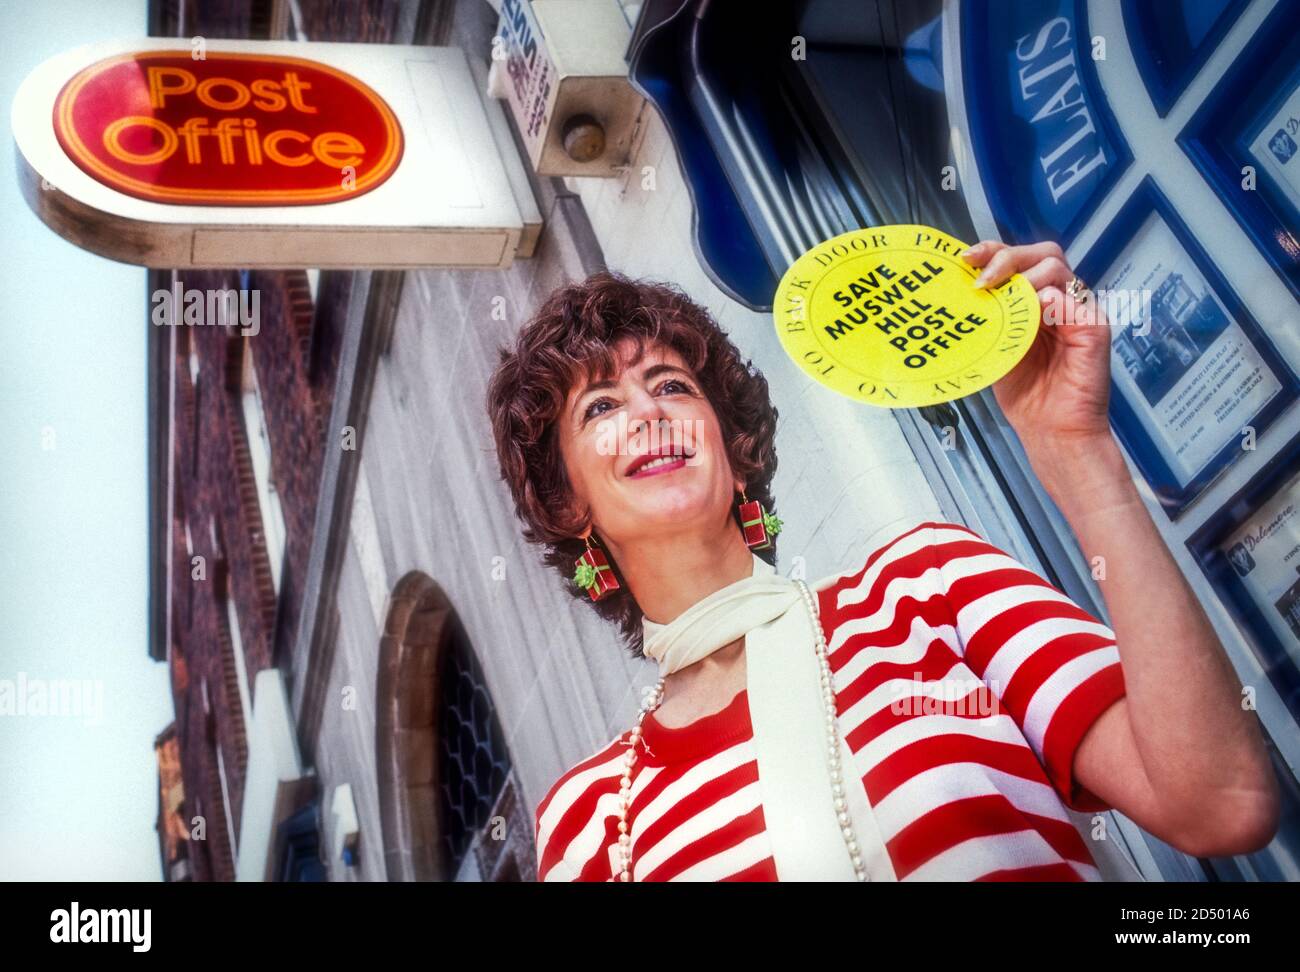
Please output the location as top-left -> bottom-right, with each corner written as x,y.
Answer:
557,336 -> 741,546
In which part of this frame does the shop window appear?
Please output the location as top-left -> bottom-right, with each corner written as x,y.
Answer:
631,0 -> 1300,880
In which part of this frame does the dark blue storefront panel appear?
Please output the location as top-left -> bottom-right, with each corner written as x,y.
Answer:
1123,0 -> 1249,117
961,0 -> 1130,246
627,1 -> 781,310
1179,0 -> 1300,306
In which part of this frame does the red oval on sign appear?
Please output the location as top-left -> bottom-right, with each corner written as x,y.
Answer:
53,51 -> 404,206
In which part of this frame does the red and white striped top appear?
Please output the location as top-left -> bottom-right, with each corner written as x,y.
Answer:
534,521 -> 1128,881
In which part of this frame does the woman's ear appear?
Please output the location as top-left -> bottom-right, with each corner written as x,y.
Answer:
557,491 -> 593,539
551,451 -> 589,536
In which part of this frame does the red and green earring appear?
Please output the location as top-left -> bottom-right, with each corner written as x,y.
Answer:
573,526 -> 620,601
738,487 -> 782,550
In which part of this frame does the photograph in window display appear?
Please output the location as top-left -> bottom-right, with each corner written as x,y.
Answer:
1228,498 -> 1300,644
1098,213 -> 1283,487
1177,0 -> 1300,303
1076,178 -> 1298,517
1222,474 -> 1300,711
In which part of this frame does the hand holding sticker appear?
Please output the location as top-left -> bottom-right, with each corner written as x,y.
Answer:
963,238 -> 1114,448
773,225 -> 1040,408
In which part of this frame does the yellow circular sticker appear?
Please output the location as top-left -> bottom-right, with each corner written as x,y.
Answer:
773,225 -> 1040,408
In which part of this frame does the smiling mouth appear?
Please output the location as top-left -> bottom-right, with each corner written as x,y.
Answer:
626,449 -> 696,478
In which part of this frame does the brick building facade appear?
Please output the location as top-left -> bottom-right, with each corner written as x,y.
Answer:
152,264 -> 339,878
149,0 -> 440,880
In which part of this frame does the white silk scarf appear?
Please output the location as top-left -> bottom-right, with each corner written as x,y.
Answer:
641,552 -> 897,882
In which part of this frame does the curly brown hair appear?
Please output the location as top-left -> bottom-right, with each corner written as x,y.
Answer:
486,269 -> 781,659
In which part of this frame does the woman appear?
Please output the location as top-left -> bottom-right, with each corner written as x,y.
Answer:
486,240 -> 1281,882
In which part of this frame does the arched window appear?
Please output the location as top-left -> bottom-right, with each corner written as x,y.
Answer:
438,616 -> 511,874
376,572 -> 533,881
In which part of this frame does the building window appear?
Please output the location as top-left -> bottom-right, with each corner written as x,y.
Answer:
221,587 -> 254,766
437,619 -> 511,876
198,675 -> 237,881
188,335 -> 200,386
276,801 -> 326,881
375,572 -> 530,881
239,342 -> 286,594
214,734 -> 239,864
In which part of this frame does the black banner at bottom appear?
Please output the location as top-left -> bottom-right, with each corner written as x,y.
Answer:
0,879 -> 1287,956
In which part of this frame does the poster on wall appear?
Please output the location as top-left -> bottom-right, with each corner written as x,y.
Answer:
1077,179 -> 1297,518
1180,0 -> 1300,303
1190,445 -> 1300,726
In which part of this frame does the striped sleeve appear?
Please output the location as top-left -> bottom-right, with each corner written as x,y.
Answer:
534,773 -> 593,882
533,796 -> 552,882
534,782 -> 584,882
925,522 -> 1127,813
532,734 -> 627,881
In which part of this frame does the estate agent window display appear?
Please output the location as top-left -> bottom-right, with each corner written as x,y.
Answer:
488,241 -> 1281,882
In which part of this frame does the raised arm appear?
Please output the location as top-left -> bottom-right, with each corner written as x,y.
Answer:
964,239 -> 1280,858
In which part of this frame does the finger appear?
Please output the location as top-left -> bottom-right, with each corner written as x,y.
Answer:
1038,285 -> 1103,326
974,240 -> 1066,289
958,239 -> 1006,269
1020,255 -> 1074,293
1037,286 -> 1076,326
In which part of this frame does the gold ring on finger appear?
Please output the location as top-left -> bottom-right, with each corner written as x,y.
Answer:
1066,275 -> 1091,303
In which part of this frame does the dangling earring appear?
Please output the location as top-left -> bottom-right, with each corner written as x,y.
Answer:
573,525 -> 620,601
737,487 -> 782,551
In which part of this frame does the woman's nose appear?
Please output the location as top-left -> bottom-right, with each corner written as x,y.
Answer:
625,403 -> 672,456
626,388 -> 670,428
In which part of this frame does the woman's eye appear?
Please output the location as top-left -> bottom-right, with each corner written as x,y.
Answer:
582,379 -> 691,422
584,398 -> 614,421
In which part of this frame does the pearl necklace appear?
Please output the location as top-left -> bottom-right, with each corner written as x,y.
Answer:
613,579 -> 869,882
